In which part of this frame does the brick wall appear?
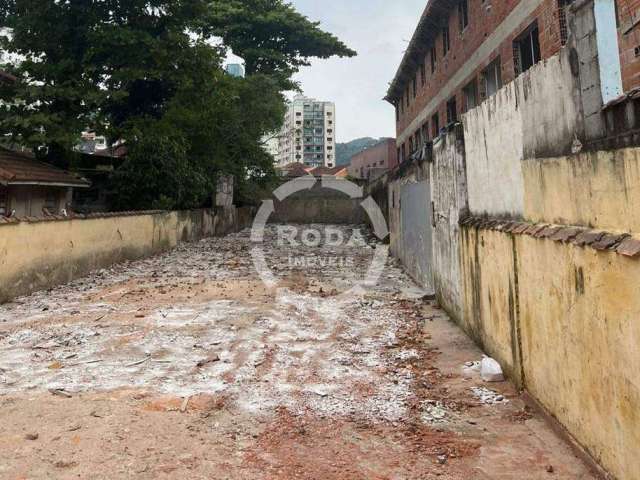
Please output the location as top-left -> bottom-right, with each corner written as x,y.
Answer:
617,0 -> 640,90
392,0 -> 569,156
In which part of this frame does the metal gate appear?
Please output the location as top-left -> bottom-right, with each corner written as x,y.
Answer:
400,180 -> 434,292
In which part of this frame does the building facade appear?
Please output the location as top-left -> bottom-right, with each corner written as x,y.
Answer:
274,95 -> 336,168
348,138 -> 398,181
0,147 -> 90,217
386,0 -> 636,163
224,63 -> 245,78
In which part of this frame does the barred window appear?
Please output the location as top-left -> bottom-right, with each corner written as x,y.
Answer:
558,0 -> 576,46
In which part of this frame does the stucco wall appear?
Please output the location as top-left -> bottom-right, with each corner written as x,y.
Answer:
460,227 -> 522,387
459,222 -> 640,480
523,148 -> 640,233
0,207 -> 255,303
430,127 -> 468,322
516,235 -> 640,480
462,51 -> 580,218
270,188 -> 366,225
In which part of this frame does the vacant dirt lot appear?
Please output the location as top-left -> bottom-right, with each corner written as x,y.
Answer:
0,225 -> 596,479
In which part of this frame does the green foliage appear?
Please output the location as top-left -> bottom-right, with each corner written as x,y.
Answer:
0,0 -> 356,210
208,0 -> 357,89
111,129 -> 209,211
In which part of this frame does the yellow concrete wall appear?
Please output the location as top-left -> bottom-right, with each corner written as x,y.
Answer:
516,236 -> 640,480
523,148 -> 640,233
459,225 -> 640,480
0,207 -> 251,303
460,227 -> 522,387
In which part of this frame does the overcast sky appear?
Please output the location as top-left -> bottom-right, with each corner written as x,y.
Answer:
288,0 -> 426,143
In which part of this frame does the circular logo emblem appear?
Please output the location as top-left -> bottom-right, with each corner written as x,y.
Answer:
250,176 -> 390,300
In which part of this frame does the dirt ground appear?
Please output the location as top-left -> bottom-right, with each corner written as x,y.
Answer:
0,225 -> 597,479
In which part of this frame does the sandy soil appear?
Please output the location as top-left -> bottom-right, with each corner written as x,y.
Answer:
0,225 -> 597,479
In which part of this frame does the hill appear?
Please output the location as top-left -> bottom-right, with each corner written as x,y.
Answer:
336,137 -> 391,166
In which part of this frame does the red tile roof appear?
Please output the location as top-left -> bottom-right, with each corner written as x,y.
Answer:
309,166 -> 348,177
277,162 -> 312,178
0,70 -> 16,83
0,147 -> 90,187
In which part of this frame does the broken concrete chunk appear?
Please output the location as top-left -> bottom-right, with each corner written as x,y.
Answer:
196,354 -> 220,367
480,357 -> 504,382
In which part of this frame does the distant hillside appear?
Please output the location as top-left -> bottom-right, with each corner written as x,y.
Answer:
336,137 -> 390,166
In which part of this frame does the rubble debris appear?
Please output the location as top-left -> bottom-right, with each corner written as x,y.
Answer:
421,400 -> 449,423
471,387 -> 508,405
196,354 -> 220,367
480,357 -> 504,382
180,396 -> 191,413
25,433 -> 39,440
48,388 -> 72,398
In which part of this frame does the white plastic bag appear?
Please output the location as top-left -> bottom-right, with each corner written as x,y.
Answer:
480,357 -> 504,382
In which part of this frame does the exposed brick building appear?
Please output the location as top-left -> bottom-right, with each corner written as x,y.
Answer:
386,0 -> 636,162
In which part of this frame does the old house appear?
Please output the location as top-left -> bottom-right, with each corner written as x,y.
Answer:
0,147 -> 90,217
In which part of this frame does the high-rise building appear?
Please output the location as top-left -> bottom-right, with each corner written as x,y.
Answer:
225,63 -> 245,78
274,95 -> 336,168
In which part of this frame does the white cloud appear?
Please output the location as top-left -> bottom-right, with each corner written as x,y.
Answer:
289,0 -> 426,142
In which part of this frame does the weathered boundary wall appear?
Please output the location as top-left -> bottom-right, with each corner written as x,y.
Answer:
459,216 -> 640,480
431,126 -> 468,321
269,189 -> 366,225
462,49 -> 581,218
0,207 -> 255,303
388,157 -> 434,292
381,2 -> 640,477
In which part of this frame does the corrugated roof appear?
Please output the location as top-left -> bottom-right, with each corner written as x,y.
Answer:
0,147 -> 90,187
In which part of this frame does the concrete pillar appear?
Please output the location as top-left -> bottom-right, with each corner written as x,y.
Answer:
569,0 -> 624,141
593,0 -> 623,104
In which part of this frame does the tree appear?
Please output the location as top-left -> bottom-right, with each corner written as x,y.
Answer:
207,0 -> 357,89
0,0 -> 356,209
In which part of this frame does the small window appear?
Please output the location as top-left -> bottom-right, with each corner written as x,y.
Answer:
447,96 -> 458,124
401,144 -> 406,162
513,22 -> 541,76
458,0 -> 469,32
422,122 -> 429,142
420,62 -> 426,87
431,112 -> 440,138
482,57 -> 502,98
442,25 -> 450,55
430,46 -> 437,73
409,137 -> 415,154
463,79 -> 478,112
412,76 -> 417,98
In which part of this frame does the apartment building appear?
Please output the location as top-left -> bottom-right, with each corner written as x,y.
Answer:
348,139 -> 399,181
274,95 -> 336,168
386,0 -> 637,163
